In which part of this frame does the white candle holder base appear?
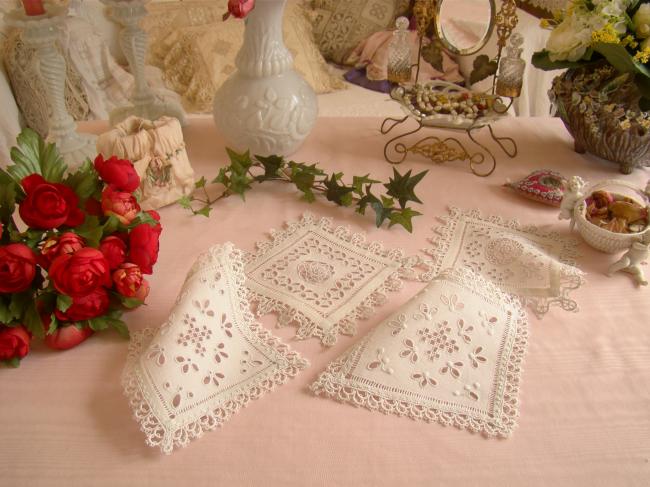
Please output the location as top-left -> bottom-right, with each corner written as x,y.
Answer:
102,0 -> 187,127
6,7 -> 97,171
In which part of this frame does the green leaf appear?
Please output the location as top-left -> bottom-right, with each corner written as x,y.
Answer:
23,229 -> 45,249
255,154 -> 285,179
110,318 -> 130,339
195,206 -> 212,217
71,215 -> 102,248
357,188 -> 380,216
120,297 -> 144,309
593,42 -> 650,77
226,148 -> 253,176
384,168 -> 428,208
56,294 -> 73,313
421,39 -> 444,72
324,174 -> 354,206
88,315 -> 109,332
352,175 -> 380,195
23,301 -> 44,339
9,292 -> 32,323
470,55 -> 498,85
0,169 -> 18,221
194,176 -> 207,189
212,167 -> 230,185
2,357 -> 21,368
101,215 -> 121,236
0,296 -> 13,324
531,50 -> 595,71
178,195 -> 193,209
47,314 -> 59,335
8,128 -> 67,184
63,160 -> 100,201
370,201 -> 393,228
228,171 -> 253,198
388,207 -> 422,233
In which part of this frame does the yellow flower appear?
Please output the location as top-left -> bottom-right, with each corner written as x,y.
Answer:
622,35 -> 639,49
591,24 -> 621,45
634,47 -> 650,64
540,19 -> 550,29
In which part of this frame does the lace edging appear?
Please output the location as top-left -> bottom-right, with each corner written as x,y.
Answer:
310,267 -> 529,438
245,213 -> 419,346
421,206 -> 586,318
121,243 -> 309,454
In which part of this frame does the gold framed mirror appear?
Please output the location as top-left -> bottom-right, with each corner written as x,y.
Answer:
433,0 -> 497,56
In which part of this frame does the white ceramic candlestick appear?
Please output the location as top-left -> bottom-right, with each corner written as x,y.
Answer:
101,0 -> 186,127
6,6 -> 96,170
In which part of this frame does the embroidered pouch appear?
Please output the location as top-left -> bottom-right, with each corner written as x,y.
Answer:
504,169 -> 568,207
97,115 -> 195,210
122,243 -> 308,454
311,268 -> 528,437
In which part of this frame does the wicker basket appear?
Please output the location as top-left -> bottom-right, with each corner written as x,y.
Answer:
574,179 -> 650,253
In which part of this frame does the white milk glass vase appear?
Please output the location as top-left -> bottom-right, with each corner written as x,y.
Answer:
213,0 -> 318,156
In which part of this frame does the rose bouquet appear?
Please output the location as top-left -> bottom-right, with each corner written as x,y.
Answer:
0,129 -> 162,367
533,0 -> 650,106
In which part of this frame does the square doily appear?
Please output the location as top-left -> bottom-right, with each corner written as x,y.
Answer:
245,214 -> 414,346
423,207 -> 586,318
122,243 -> 308,454
311,267 -> 528,437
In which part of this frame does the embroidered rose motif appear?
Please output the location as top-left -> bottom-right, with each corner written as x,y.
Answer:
297,260 -> 334,284
484,237 -> 524,266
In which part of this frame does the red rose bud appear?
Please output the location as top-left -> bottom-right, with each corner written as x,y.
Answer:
54,288 -> 110,322
0,243 -> 37,293
19,174 -> 85,229
94,154 -> 141,193
135,278 -> 150,302
128,222 -> 161,275
101,186 -> 140,225
227,0 -> 255,18
44,322 -> 93,351
99,236 -> 127,270
146,210 -> 161,222
0,325 -> 31,361
49,247 -> 111,297
40,232 -> 85,269
112,263 -> 145,298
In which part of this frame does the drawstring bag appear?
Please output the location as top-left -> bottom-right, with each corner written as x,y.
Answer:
97,116 -> 195,210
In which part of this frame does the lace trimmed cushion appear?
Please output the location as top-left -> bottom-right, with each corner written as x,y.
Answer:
423,207 -> 585,318
311,267 -> 528,437
122,243 -> 308,454
245,214 -> 415,346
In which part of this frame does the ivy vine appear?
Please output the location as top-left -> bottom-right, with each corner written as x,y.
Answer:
179,149 -> 428,232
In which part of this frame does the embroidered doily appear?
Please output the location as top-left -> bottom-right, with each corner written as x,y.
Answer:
423,207 -> 585,318
122,243 -> 308,454
311,268 -> 528,437
244,214 -> 415,346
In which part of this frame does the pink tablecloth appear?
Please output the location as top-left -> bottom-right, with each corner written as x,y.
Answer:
2,116 -> 649,486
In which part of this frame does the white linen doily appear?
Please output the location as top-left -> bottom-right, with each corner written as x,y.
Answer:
122,243 -> 308,454
245,213 -> 415,346
311,267 -> 528,437
423,207 -> 585,318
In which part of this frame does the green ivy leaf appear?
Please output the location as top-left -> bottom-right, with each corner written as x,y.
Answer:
71,215 -> 102,248
8,128 -> 67,184
56,294 -> 73,313
255,154 -> 285,179
228,171 -> 253,198
64,160 -> 100,201
388,207 -> 422,233
178,195 -> 193,209
195,176 -> 207,189
352,175 -> 380,195
226,148 -> 253,176
469,55 -> 498,85
195,206 -> 212,218
384,168 -> 427,208
324,174 -> 354,206
211,167 -> 230,185
370,201 -> 393,228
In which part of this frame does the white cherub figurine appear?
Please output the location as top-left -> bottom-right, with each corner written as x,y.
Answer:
559,175 -> 586,231
607,240 -> 650,286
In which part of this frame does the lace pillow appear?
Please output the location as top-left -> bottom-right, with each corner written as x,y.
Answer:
504,170 -> 568,207
245,214 -> 416,346
311,267 -> 528,437
144,0 -> 345,113
122,243 -> 308,454
310,0 -> 411,64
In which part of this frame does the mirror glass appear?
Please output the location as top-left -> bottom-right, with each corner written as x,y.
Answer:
436,0 -> 495,55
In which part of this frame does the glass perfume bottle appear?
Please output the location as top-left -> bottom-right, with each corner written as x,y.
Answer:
496,33 -> 525,98
387,16 -> 412,84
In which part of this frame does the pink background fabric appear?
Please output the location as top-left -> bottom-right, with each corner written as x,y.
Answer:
2,116 -> 649,486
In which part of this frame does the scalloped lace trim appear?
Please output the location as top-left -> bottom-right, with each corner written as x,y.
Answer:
311,267 -> 529,437
122,243 -> 308,454
245,213 -> 423,346
421,207 -> 586,318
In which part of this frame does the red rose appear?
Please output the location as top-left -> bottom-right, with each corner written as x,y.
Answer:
147,210 -> 161,222
128,222 -> 161,275
101,186 -> 140,225
0,325 -> 31,361
94,155 -> 140,193
19,174 -> 84,229
0,244 -> 37,293
40,232 -> 85,269
99,236 -> 127,270
112,263 -> 146,298
227,0 -> 255,18
135,279 -> 150,302
49,247 -> 111,297
54,288 -> 109,322
43,313 -> 93,350
84,197 -> 103,217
